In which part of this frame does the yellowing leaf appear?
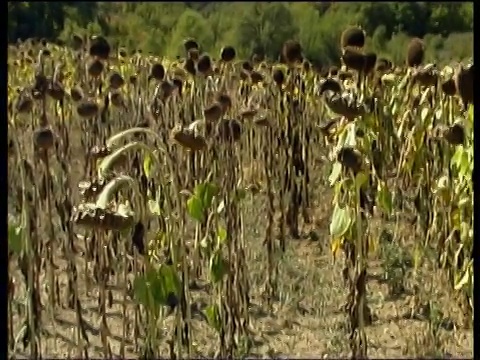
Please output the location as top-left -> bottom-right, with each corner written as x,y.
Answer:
331,237 -> 344,260
454,262 -> 472,291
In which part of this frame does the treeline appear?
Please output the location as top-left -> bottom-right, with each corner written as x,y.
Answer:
8,2 -> 473,66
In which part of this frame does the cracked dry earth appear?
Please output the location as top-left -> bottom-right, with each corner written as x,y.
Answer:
9,166 -> 473,359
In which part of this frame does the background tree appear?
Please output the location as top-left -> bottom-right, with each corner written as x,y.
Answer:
8,2 -> 473,65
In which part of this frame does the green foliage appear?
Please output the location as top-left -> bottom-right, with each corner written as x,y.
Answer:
8,2 -> 473,64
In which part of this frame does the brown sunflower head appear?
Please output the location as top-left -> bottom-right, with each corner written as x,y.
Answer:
443,123 -> 465,145
77,100 -> 99,119
241,61 -> 254,72
282,40 -> 303,65
364,52 -> 377,74
70,85 -> 84,102
89,35 -> 111,60
375,58 -> 393,73
406,38 -> 425,67
184,58 -> 197,76
108,72 -> 125,90
188,48 -> 200,61
454,63 -> 474,110
197,54 -> 212,75
341,47 -> 366,72
204,103 -> 223,122
341,26 -> 366,49
441,78 -> 456,96
87,59 -> 104,78
318,78 -> 342,96
33,127 -> 55,152
221,46 -> 236,62
272,67 -> 285,86
215,94 -> 232,112
184,39 -> 199,53
149,63 -> 165,81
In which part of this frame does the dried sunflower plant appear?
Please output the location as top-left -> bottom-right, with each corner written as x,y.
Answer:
7,30 -> 472,359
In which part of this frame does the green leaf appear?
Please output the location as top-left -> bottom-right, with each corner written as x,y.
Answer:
209,251 -> 229,283
450,145 -> 464,169
355,171 -> 369,190
8,223 -> 24,255
204,304 -> 222,332
329,162 -> 342,186
329,204 -> 352,238
133,265 -> 182,313
377,182 -> 393,215
194,182 -> 219,210
187,195 -> 205,222
155,264 -> 182,306
133,273 -> 153,309
216,226 -> 227,245
143,153 -> 153,179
